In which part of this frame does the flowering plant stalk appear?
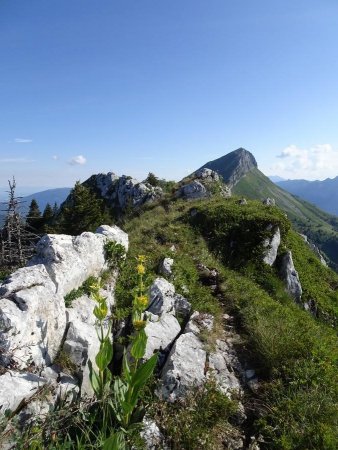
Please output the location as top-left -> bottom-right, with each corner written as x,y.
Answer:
89,256 -> 157,449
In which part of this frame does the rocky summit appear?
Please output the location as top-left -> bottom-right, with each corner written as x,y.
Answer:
198,147 -> 258,188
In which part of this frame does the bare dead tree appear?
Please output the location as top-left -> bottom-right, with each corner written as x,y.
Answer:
0,178 -> 38,272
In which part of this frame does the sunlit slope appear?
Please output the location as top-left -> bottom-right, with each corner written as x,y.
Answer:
233,168 -> 338,268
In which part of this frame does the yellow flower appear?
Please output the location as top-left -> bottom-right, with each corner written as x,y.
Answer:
137,264 -> 145,275
137,255 -> 146,263
135,295 -> 148,308
133,320 -> 147,330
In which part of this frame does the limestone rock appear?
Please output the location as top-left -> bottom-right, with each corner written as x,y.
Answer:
262,198 -> 276,206
185,311 -> 214,335
96,225 -> 129,251
173,294 -> 191,320
84,172 -> 162,210
159,257 -> 174,278
29,232 -> 104,297
178,180 -> 208,200
197,148 -> 257,188
62,319 -> 101,396
148,278 -> 191,318
263,226 -> 281,266
159,331 -> 206,400
141,416 -> 168,450
143,313 -> 181,360
0,372 -> 47,414
280,251 -> 302,303
0,265 -> 66,368
299,233 -> 327,266
194,168 -> 220,182
208,339 -> 243,398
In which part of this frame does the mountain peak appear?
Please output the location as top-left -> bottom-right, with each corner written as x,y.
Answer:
198,148 -> 257,187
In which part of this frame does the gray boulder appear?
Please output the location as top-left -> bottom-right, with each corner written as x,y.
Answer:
194,168 -> 220,182
148,278 -> 191,318
62,318 -> 101,396
177,180 -> 208,200
280,251 -> 302,303
184,311 -> 214,335
262,198 -> 276,206
263,226 -> 281,266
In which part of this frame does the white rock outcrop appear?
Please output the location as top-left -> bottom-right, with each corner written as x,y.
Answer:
159,257 -> 174,278
159,331 -> 206,401
142,278 -> 191,362
0,372 -> 47,413
0,224 -> 127,412
178,180 -> 208,200
144,313 -> 181,361
263,226 -> 281,266
0,265 -> 66,368
280,250 -> 302,303
29,226 -> 128,297
84,173 -> 163,209
208,339 -> 242,398
148,278 -> 191,318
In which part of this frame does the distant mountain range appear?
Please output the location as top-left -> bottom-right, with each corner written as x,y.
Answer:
0,188 -> 71,224
274,177 -> 338,216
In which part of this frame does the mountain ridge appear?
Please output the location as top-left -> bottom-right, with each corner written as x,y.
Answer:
275,176 -> 338,216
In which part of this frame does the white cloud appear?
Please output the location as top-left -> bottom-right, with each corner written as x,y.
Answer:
14,138 -> 32,143
69,155 -> 87,165
271,144 -> 338,180
52,155 -> 59,160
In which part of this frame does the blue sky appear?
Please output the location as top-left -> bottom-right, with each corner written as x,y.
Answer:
1,0 -> 338,194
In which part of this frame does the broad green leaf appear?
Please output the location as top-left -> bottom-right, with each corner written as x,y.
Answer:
88,360 -> 100,397
122,349 -> 131,382
95,338 -> 113,371
130,329 -> 147,359
131,353 -> 158,391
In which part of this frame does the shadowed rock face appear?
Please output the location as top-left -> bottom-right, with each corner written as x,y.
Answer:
198,148 -> 257,188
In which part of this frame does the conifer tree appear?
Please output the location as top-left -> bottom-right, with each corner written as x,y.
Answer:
26,199 -> 43,232
41,203 -> 55,232
145,172 -> 159,187
59,181 -> 106,235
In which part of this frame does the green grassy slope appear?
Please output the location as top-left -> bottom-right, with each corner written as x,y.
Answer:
234,168 -> 338,268
118,196 -> 338,449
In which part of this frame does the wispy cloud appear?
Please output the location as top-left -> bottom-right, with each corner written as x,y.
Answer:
271,144 -> 338,179
14,138 -> 33,143
52,155 -> 59,160
69,155 -> 87,165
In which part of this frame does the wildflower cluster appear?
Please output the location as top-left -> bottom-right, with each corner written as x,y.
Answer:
132,255 -> 148,330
